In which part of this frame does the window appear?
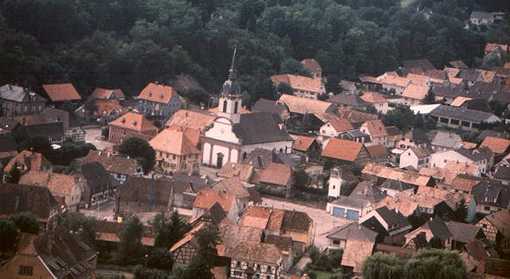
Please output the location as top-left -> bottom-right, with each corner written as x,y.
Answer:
18,265 -> 33,276
484,206 -> 491,211
234,101 -> 239,114
222,100 -> 228,113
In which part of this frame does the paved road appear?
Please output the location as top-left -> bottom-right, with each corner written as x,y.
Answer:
261,197 -> 351,250
84,127 -> 113,151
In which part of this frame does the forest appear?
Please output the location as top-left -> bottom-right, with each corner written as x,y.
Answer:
0,0 -> 509,105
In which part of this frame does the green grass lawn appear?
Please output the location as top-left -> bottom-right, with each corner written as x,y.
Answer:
311,270 -> 335,279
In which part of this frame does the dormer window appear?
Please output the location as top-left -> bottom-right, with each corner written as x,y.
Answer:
149,92 -> 152,97
133,121 -> 137,126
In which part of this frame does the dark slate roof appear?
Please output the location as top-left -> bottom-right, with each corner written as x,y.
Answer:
456,147 -> 493,162
34,229 -> 96,278
375,206 -> 410,230
445,221 -> 480,243
350,181 -> 386,204
264,234 -> 293,253
330,195 -> 370,209
172,174 -> 210,193
24,122 -> 64,139
406,129 -> 430,145
327,94 -> 367,108
0,134 -> 17,153
233,112 -> 292,145
327,222 -> 378,242
282,210 -> 312,233
81,162 -> 111,194
494,163 -> 510,181
459,69 -> 482,82
120,176 -> 174,207
428,218 -> 452,240
430,105 -> 498,123
252,98 -> 288,116
465,81 -> 502,100
472,180 -> 510,208
0,183 -> 59,220
431,84 -> 466,99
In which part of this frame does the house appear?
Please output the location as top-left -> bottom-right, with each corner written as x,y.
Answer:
319,117 -> 353,138
0,230 -> 96,279
271,74 -> 325,99
252,98 -> 290,122
19,171 -> 82,211
398,128 -> 430,150
360,91 -> 389,114
374,72 -> 410,95
0,134 -> 18,163
88,88 -> 125,101
337,108 -> 378,127
251,162 -> 294,198
3,150 -> 52,179
301,58 -> 322,79
429,148 -> 493,175
326,222 -> 378,250
107,112 -> 158,144
75,99 -> 125,123
202,65 -> 293,168
328,180 -> 385,217
321,138 -> 369,166
291,135 -> 321,160
42,83 -> 82,105
429,105 -> 500,131
362,163 -> 433,187
116,176 -> 176,216
428,130 -> 463,151
360,120 -> 388,146
150,127 -> 201,174
379,180 -> 415,198
480,136 -> 510,159
80,162 -> 114,208
80,150 -> 143,184
15,122 -> 65,145
0,84 -> 47,117
471,180 -> 510,215
470,11 -> 500,26
327,94 -> 367,111
399,147 -> 432,170
165,109 -> 216,132
136,82 -> 182,119
192,177 -> 260,222
226,241 -> 285,279
338,129 -> 370,144
445,174 -> 481,194
402,59 -> 436,75
476,209 -> 510,255
493,159 -> 510,185
366,144 -> 389,163
239,206 -> 314,247
402,83 -> 430,106
0,183 -> 59,229
170,222 -> 209,265
404,218 -> 483,250
277,94 -> 336,118
360,206 -> 412,241
94,220 -> 155,250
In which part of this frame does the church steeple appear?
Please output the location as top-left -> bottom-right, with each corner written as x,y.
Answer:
218,47 -> 242,123
221,47 -> 241,97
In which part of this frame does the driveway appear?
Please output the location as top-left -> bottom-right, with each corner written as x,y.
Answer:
261,197 -> 352,250
84,127 -> 113,151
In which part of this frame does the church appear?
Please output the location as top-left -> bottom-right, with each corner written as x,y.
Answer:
201,50 -> 293,168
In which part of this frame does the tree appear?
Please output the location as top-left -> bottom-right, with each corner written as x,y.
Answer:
146,248 -> 173,271
118,137 -> 156,173
117,216 -> 145,265
4,164 -> 21,184
58,212 -> 97,246
383,105 -> 417,131
403,249 -> 466,279
9,212 -> 39,234
362,252 -> 403,279
181,223 -> 220,279
0,220 -> 18,253
280,58 -> 311,77
152,211 -> 190,249
453,199 -> 468,222
424,91 -> 436,104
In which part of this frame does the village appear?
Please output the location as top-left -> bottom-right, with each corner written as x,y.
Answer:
0,3 -> 510,278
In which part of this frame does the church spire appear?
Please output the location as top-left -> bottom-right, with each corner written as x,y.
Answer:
221,47 -> 241,97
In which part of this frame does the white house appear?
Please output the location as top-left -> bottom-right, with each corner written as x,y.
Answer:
429,148 -> 493,175
319,118 -> 353,138
399,147 -> 431,170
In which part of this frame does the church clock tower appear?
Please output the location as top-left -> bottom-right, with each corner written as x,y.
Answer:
217,48 -> 242,124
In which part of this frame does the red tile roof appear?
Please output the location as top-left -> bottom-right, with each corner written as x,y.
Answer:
253,163 -> 292,186
149,127 -> 200,156
109,112 -> 158,133
137,82 -> 177,104
165,109 -> 216,131
328,117 -> 354,133
292,135 -> 316,152
480,136 -> 510,155
362,120 -> 387,138
361,91 -> 387,104
322,138 -> 364,162
42,83 -> 81,102
271,74 -> 323,94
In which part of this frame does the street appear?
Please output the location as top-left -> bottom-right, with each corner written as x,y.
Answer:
84,127 -> 113,151
261,197 -> 352,250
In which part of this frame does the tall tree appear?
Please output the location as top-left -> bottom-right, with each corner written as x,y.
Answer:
117,216 -> 145,265
118,137 -> 156,173
9,212 -> 39,234
152,211 -> 190,248
0,220 -> 18,253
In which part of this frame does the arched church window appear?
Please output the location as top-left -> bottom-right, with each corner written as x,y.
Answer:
222,100 -> 228,113
234,101 -> 239,114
